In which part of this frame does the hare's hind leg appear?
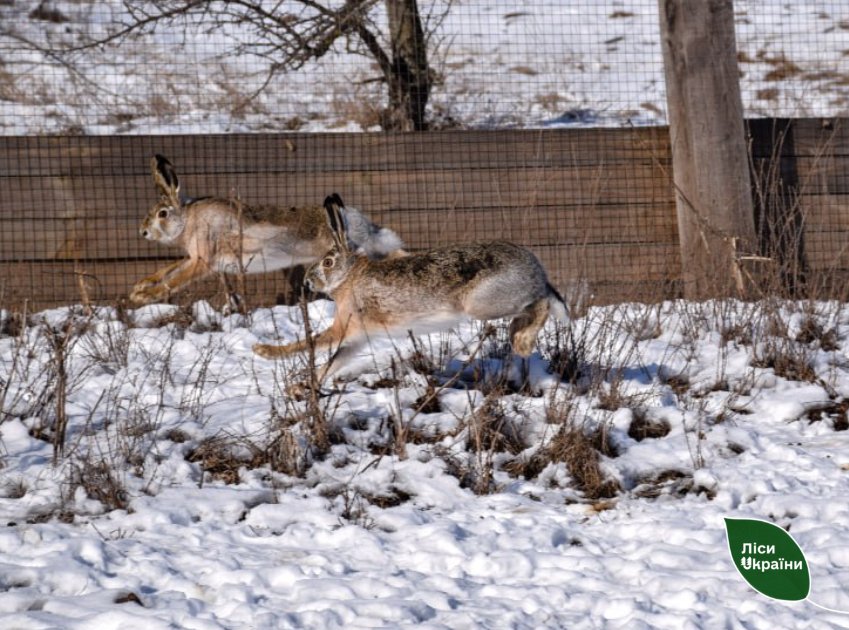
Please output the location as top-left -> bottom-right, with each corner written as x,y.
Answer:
253,313 -> 358,361
507,298 -> 551,392
253,326 -> 340,359
254,312 -> 375,384
508,298 -> 550,357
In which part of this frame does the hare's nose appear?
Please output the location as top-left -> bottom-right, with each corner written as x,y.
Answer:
141,229 -> 149,238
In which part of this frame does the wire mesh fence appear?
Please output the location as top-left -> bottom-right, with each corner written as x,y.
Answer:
0,1 -> 847,310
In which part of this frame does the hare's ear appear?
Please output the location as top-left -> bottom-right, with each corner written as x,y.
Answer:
150,154 -> 181,207
323,193 -> 349,251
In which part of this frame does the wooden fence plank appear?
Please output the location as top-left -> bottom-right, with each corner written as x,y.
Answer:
0,162 -> 674,220
0,201 -> 676,262
386,204 -> 677,250
0,216 -> 157,261
0,260 -> 300,312
0,129 -> 672,177
805,231 -> 849,270
799,194 -> 849,230
791,119 -> 849,157
796,156 -> 849,196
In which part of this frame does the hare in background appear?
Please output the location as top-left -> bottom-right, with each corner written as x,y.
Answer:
129,155 -> 403,305
254,195 -> 568,382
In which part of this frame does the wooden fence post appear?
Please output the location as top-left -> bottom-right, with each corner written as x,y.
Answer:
658,0 -> 757,299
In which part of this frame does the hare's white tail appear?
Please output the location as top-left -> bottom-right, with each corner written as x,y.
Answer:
547,283 -> 569,322
340,206 -> 404,258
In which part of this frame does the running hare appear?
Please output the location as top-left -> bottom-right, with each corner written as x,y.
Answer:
254,195 -> 567,380
129,155 -> 403,305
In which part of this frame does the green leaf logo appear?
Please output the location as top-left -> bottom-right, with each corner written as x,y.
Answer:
724,517 -> 810,601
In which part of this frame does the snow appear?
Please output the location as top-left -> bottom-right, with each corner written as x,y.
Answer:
0,0 -> 846,134
2,297 -> 849,627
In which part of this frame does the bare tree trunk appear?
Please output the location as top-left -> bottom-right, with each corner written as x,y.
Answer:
658,0 -> 757,299
383,0 -> 430,131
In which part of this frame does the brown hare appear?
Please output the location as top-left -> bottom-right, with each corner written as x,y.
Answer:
129,156 -> 403,305
254,195 -> 567,381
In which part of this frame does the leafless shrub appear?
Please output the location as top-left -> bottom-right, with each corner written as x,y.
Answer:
411,380 -> 442,414
265,403 -> 310,478
432,444 -> 486,495
296,298 -> 331,456
720,322 -> 753,346
177,338 -> 224,425
751,333 -> 818,383
631,469 -> 715,500
0,308 -> 47,424
544,421 -> 620,500
595,379 -> 645,413
186,435 -> 265,486
77,319 -> 131,373
267,426 -> 309,478
67,458 -> 129,512
544,304 -> 646,402
628,408 -> 671,441
375,324 -> 505,458
466,393 -> 524,456
506,400 -> 620,500
41,317 -> 87,463
336,486 -> 376,529
795,315 -> 840,351
147,305 -> 196,331
405,331 -> 442,376
1,478 -> 27,499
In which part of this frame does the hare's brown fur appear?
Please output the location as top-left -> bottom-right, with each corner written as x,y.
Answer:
130,157 -> 402,305
254,199 -> 566,380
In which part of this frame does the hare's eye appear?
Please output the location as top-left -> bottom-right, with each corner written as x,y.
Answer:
157,209 -> 169,219
322,258 -> 334,268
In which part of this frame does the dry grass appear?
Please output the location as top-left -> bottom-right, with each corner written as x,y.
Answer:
631,469 -> 716,500
544,421 -> 620,500
466,393 -> 524,456
505,399 -> 621,501
186,436 -> 266,486
628,409 -> 671,441
68,458 -> 129,512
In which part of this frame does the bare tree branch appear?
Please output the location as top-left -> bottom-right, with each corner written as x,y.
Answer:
7,0 -> 435,131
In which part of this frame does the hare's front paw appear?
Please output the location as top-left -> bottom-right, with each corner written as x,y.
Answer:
253,343 -> 285,359
130,279 -> 170,305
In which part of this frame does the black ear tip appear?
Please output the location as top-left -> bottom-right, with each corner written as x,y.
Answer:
153,154 -> 175,177
323,193 -> 344,211
323,193 -> 346,235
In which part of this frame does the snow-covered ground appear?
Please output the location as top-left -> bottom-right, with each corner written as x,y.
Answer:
0,0 -> 846,134
2,297 -> 849,627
